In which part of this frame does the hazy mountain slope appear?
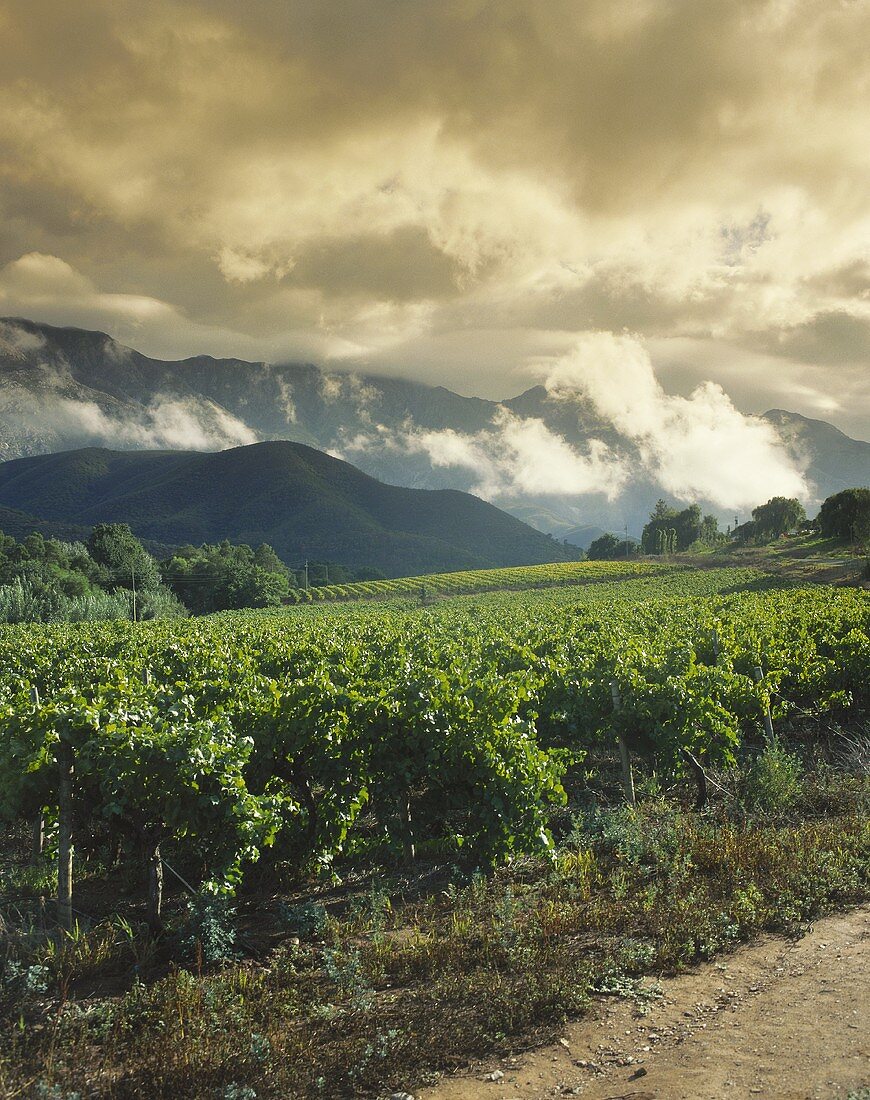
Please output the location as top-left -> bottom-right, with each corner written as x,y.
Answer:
761,410 -> 870,495
1,319 -> 866,538
0,443 -> 575,576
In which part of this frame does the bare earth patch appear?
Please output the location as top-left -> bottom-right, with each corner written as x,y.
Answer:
418,905 -> 869,1100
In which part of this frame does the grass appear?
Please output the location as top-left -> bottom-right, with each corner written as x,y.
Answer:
1,756 -> 867,1099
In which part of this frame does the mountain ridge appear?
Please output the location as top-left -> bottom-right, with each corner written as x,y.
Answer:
1,318 -> 867,536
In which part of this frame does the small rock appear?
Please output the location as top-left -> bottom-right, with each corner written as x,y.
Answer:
484,1070 -> 504,1082
558,1037 -> 570,1049
628,1067 -> 648,1081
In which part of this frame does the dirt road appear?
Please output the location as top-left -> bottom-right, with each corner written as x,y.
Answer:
416,906 -> 869,1100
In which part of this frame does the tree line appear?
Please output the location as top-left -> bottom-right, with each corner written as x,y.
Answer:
0,524 -> 385,623
587,486 -> 869,560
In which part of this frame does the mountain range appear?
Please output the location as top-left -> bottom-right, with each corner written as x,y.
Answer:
1,317 -> 867,540
0,443 -> 577,576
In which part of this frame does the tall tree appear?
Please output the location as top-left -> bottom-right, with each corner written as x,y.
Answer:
88,524 -> 161,591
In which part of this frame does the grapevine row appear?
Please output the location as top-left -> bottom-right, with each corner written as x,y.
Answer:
0,569 -> 866,928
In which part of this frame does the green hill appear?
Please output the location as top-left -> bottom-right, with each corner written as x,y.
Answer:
0,442 -> 577,576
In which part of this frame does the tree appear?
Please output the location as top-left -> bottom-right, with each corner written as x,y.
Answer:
751,497 -> 806,541
161,541 -> 292,613
642,503 -> 703,554
818,488 -> 870,542
587,533 -> 620,560
588,533 -> 638,560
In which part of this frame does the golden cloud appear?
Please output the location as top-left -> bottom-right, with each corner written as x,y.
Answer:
0,0 -> 868,431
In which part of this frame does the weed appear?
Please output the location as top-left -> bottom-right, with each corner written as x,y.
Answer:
177,896 -> 237,964
743,740 -> 804,813
277,900 -> 328,939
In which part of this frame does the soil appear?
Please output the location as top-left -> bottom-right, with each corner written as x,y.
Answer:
415,905 -> 869,1100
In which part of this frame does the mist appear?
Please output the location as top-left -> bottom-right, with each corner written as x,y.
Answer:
0,388 -> 258,453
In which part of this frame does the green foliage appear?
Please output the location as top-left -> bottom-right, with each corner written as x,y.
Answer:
0,526 -> 184,623
89,523 -> 161,592
587,533 -> 638,560
736,496 -> 807,545
161,541 -> 292,614
587,532 -> 619,559
178,896 -> 238,964
277,900 -> 328,938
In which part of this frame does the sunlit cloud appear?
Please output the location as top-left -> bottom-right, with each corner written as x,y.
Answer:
0,0 -> 867,434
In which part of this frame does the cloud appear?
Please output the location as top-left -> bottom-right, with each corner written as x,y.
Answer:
541,333 -> 810,509
342,405 -> 629,503
405,409 -> 628,501
0,252 -> 336,364
0,0 -> 867,434
748,310 -> 870,366
0,320 -> 46,357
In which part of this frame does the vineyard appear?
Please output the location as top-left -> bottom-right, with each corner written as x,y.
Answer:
1,565 -> 868,1097
285,558 -> 668,602
1,566 -> 867,920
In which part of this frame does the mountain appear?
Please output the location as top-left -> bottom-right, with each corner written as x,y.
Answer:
0,443 -> 577,576
1,318 -> 867,537
0,504 -> 93,545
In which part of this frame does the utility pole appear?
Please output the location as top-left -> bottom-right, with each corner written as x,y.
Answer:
324,562 -> 329,585
131,563 -> 137,623
304,559 -> 309,591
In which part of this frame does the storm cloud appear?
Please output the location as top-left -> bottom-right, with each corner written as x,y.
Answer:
0,0 -> 868,433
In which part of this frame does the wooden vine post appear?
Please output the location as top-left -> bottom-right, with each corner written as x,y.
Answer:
399,790 -> 415,862
30,685 -> 44,862
147,842 -> 164,931
752,666 -> 776,743
56,736 -> 74,931
610,680 -> 636,806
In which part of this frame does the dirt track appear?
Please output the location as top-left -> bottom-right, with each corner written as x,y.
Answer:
416,905 -> 869,1100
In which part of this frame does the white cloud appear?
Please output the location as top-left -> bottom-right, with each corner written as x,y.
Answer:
0,320 -> 46,357
0,387 -> 258,452
542,332 -> 810,509
345,407 -> 628,502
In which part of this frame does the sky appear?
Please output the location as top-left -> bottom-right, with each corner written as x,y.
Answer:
0,0 -> 868,438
